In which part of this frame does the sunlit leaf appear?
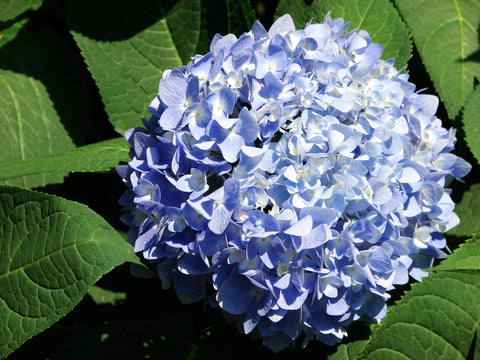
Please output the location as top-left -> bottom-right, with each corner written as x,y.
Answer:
67,0 -> 254,133
0,186 -> 140,359
67,0 -> 200,132
0,18 -> 92,188
0,0 -> 42,22
0,137 -> 129,184
394,0 -> 480,118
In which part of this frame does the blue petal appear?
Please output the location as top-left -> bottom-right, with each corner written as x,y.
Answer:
276,287 -> 308,310
327,123 -> 362,154
268,14 -> 296,37
160,106 -> 184,130
218,132 -> 244,163
173,272 -> 206,303
284,215 -> 313,236
217,280 -> 258,315
209,204 -> 233,234
234,107 -> 259,143
325,293 -> 349,316
134,221 -> 157,252
159,76 -> 187,106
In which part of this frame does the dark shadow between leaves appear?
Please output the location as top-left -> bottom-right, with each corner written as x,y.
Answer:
66,0 -> 176,42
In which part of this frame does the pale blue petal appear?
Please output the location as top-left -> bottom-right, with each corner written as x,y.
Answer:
160,106 -> 184,130
284,215 -> 313,236
159,76 -> 187,106
218,133 -> 244,163
209,204 -> 233,234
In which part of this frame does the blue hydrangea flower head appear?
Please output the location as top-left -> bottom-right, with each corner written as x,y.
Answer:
118,13 -> 471,351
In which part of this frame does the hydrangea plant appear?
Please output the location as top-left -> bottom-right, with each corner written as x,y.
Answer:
117,13 -> 470,351
3,0 -> 480,358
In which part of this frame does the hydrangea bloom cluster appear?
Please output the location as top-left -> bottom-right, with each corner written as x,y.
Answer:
117,14 -> 471,351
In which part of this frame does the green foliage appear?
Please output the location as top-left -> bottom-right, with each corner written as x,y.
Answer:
66,0 -> 196,132
276,0 -> 412,68
0,0 -> 43,22
359,236 -> 480,359
2,0 -> 480,358
0,137 -> 130,185
0,22 -> 72,188
433,235 -> 480,272
0,68 -> 71,188
0,16 -> 92,189
463,85 -> 480,165
0,186 -> 140,359
66,0 -> 255,133
394,0 -> 480,119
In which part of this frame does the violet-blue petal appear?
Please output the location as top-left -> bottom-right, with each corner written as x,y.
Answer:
217,280 -> 258,315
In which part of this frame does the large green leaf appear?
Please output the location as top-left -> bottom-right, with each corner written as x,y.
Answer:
0,137 -> 129,185
394,0 -> 480,119
0,0 -> 42,22
67,0 -> 200,133
0,186 -> 140,359
67,0 -> 254,133
359,236 -> 480,359
0,68 -> 73,188
276,0 -> 412,68
0,18 -> 92,188
463,85 -> 480,165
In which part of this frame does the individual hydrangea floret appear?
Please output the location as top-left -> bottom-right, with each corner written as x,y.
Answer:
118,13 -> 471,351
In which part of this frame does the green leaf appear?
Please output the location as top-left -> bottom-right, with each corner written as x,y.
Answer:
394,0 -> 480,119
67,0 -> 255,133
0,186 -> 140,359
447,183 -> 480,239
0,0 -> 42,22
0,18 -> 92,188
433,235 -> 480,272
275,0 -> 412,68
463,85 -> 480,165
359,236 -> 480,359
88,286 -> 126,306
328,340 -> 369,360
0,137 -> 130,185
0,68 -> 73,188
67,0 -> 201,132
